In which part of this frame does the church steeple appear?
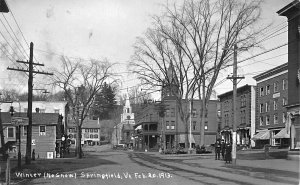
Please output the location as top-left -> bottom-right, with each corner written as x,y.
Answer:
121,90 -> 134,122
161,62 -> 179,100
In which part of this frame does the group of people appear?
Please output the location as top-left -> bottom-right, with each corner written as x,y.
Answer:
215,139 -> 232,163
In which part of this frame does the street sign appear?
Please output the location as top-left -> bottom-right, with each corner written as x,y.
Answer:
11,117 -> 29,125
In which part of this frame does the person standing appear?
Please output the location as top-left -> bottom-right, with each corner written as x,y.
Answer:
225,143 -> 232,163
215,140 -> 221,160
221,140 -> 226,160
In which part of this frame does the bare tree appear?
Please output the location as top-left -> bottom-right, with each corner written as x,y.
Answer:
130,0 -> 266,146
51,56 -> 114,158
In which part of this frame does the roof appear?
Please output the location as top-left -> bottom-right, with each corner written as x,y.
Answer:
253,63 -> 288,81
277,0 -> 300,17
217,84 -> 254,99
68,119 -> 115,129
1,112 -> 59,125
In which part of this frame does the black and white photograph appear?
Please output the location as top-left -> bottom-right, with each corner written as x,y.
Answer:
0,0 -> 299,184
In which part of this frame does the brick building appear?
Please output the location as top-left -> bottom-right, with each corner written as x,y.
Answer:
253,63 -> 289,148
133,64 -> 220,151
218,84 -> 256,148
277,0 -> 300,152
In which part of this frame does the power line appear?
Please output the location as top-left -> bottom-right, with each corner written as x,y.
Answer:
240,53 -> 287,68
1,14 -> 29,59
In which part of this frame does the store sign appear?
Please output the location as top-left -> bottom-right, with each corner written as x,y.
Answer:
273,93 -> 280,99
11,117 -> 29,125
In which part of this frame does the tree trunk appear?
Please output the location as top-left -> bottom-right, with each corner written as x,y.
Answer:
199,84 -> 206,146
185,121 -> 189,148
77,125 -> 82,158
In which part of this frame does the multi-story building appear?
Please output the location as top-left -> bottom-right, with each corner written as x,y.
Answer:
253,63 -> 289,148
133,64 -> 220,151
67,119 -> 101,146
218,84 -> 256,148
1,112 -> 61,159
277,1 -> 300,153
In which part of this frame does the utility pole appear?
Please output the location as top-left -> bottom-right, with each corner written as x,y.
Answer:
7,42 -> 53,164
227,44 -> 244,165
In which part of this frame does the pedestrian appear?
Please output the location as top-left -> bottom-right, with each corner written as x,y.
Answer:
225,143 -> 232,164
215,140 -> 221,160
32,149 -> 35,161
221,140 -> 226,160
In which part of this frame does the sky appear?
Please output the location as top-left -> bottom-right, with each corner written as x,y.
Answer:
0,0 -> 294,100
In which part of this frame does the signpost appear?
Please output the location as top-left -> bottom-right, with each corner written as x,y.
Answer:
11,117 -> 28,169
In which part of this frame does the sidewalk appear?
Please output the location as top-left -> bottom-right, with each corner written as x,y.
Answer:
144,150 -> 300,174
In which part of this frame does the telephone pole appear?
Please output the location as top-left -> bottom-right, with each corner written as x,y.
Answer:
227,44 -> 244,165
7,42 -> 53,164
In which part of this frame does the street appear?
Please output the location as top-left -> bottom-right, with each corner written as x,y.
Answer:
7,146 -> 298,185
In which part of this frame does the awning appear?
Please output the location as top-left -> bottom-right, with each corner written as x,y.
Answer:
252,130 -> 270,140
273,128 -> 290,139
179,134 -> 195,143
135,125 -> 142,130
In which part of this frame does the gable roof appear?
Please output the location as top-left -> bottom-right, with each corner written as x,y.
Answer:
1,112 -> 59,125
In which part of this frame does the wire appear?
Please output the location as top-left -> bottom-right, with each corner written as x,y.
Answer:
240,53 -> 287,68
1,15 -> 29,59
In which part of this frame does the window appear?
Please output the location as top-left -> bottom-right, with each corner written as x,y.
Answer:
265,102 -> 270,112
282,113 -> 287,123
282,98 -> 287,106
166,121 -> 170,130
241,110 -> 246,124
165,109 -> 170,117
283,79 -> 288,90
193,121 -> 196,130
90,129 -> 94,133
204,121 -> 208,130
171,121 -> 175,130
273,99 -> 278,110
241,95 -> 246,107
192,109 -> 197,118
260,104 -> 264,113
85,134 -> 89,138
94,129 -> 98,133
260,116 -> 264,126
274,114 -> 278,124
266,116 -> 270,125
170,108 -> 175,117
90,135 -> 94,139
54,109 -> 60,113
39,126 -> 46,136
7,127 -> 14,138
260,87 -> 264,96
266,85 -> 270,95
23,126 -> 27,136
127,108 -> 130,113
85,129 -> 89,132
94,134 -> 98,138
274,82 -> 279,93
